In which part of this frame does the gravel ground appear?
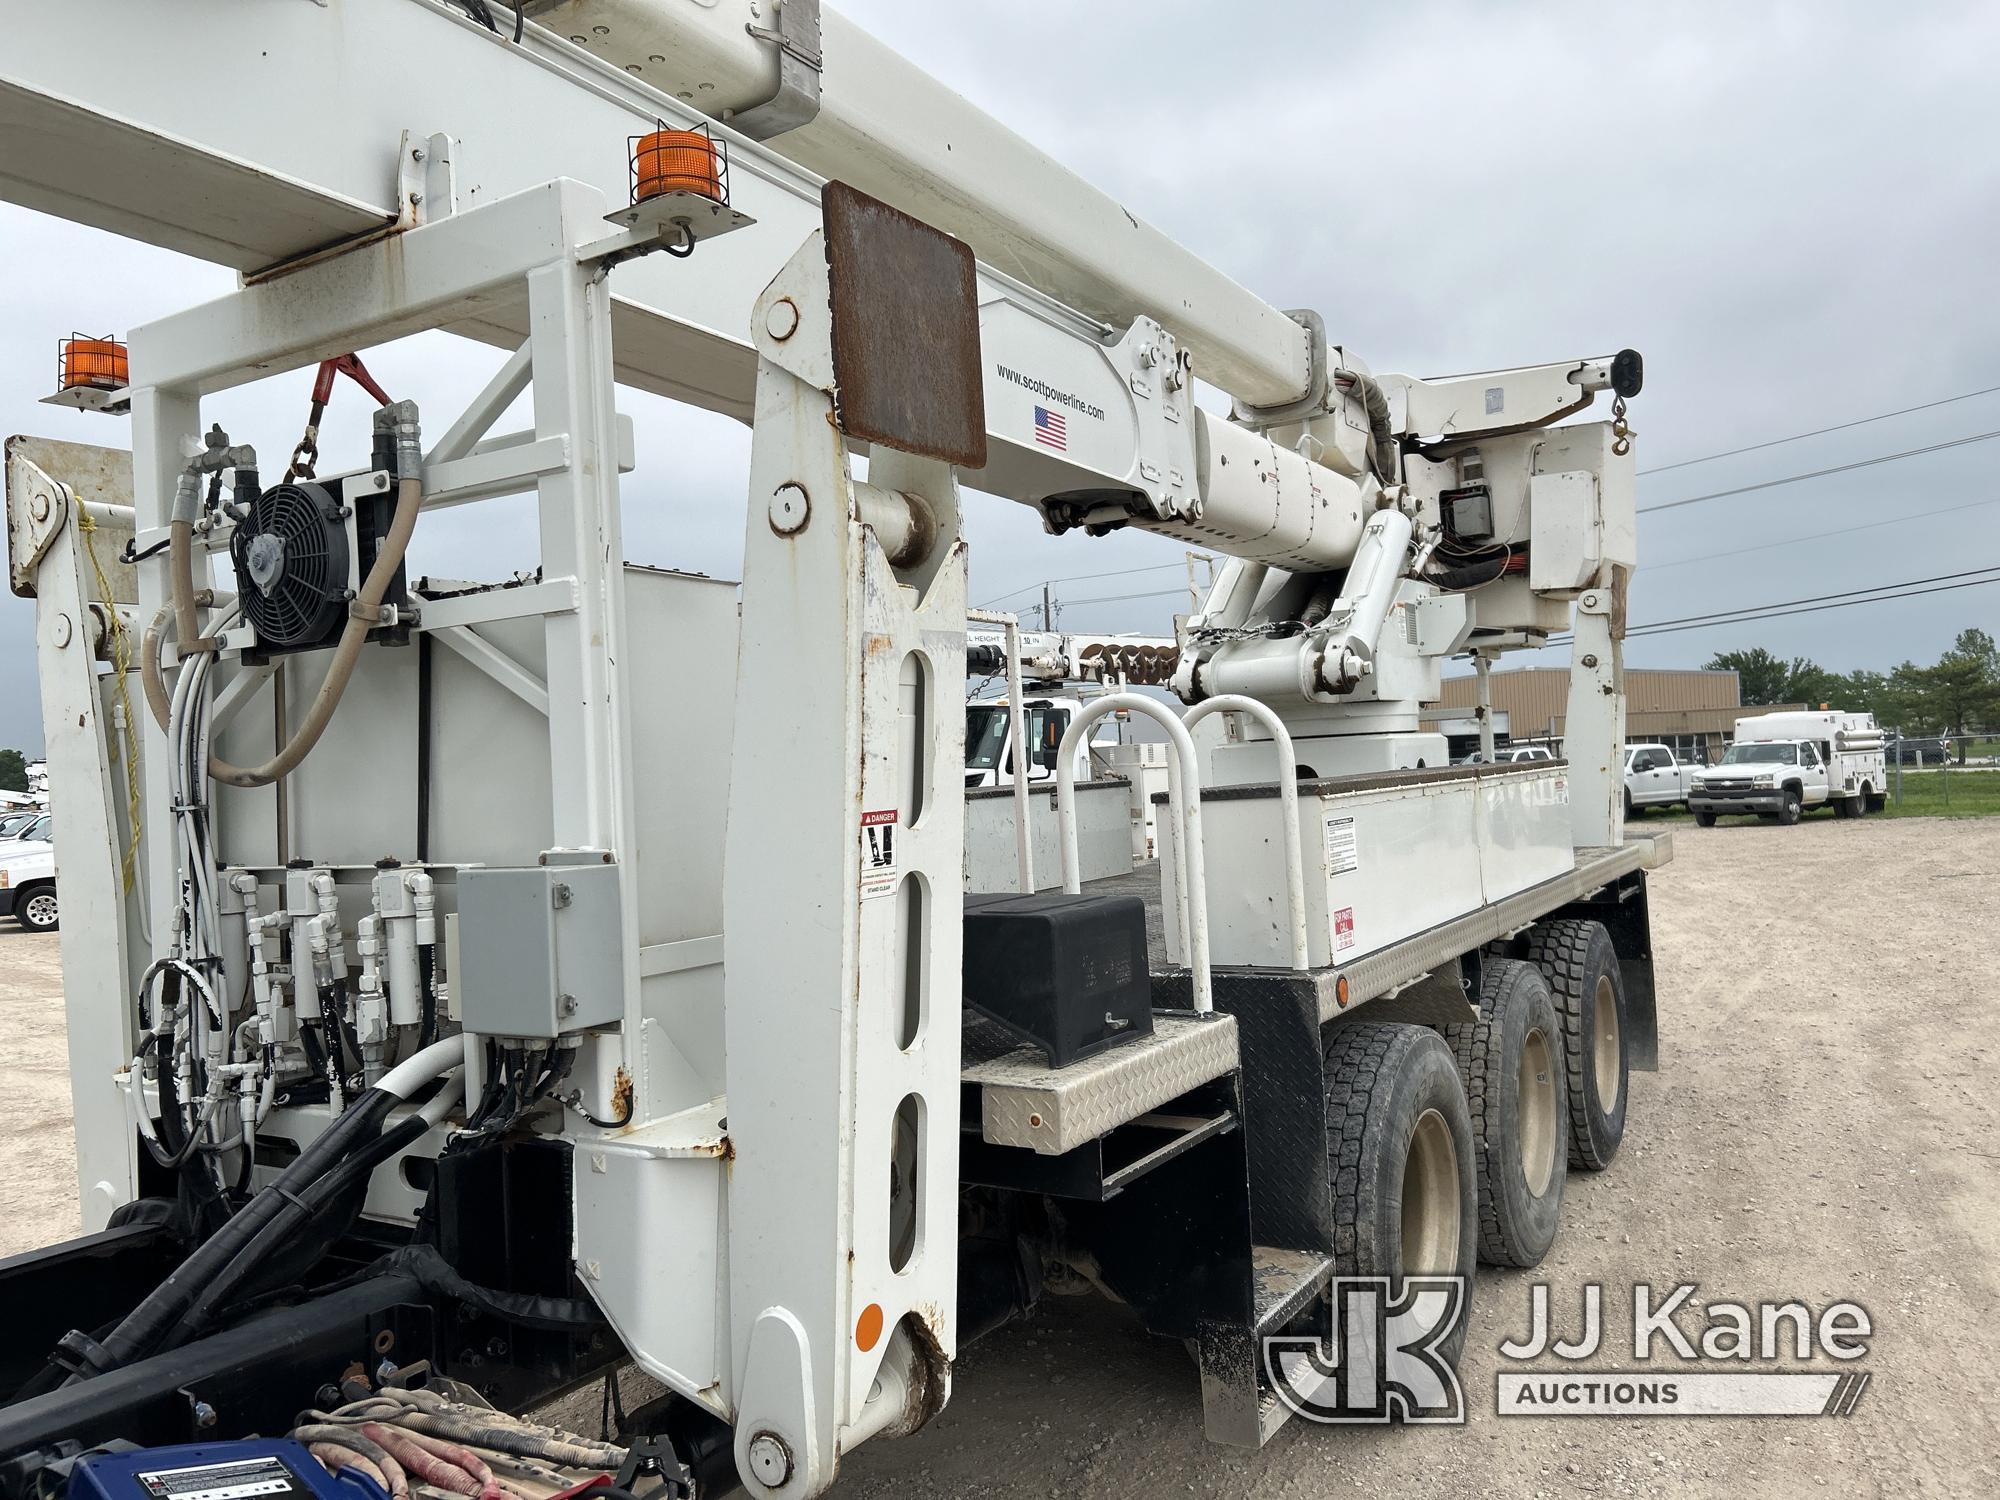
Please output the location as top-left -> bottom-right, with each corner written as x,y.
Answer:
4,816 -> 1997,1496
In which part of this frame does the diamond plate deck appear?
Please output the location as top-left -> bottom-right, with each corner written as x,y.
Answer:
963,1011 -> 1239,1154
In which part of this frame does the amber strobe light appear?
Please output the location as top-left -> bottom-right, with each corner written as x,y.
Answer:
632,128 -> 723,203
58,335 -> 129,392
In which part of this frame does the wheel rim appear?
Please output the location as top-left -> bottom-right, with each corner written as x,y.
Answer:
1518,1025 -> 1558,1197
23,892 -> 56,928
1401,1108 -> 1461,1276
1592,976 -> 1621,1110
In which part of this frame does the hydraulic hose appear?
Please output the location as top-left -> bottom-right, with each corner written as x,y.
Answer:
74,1035 -> 465,1379
173,1072 -> 466,1342
1428,554 -> 1511,591
1338,368 -> 1399,485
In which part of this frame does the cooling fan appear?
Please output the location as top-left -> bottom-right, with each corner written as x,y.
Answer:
229,480 -> 352,652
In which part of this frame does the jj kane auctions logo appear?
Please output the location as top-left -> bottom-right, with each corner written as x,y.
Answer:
1267,1280 -> 1873,1423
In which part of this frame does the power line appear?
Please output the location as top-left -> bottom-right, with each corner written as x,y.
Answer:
1620,575 -> 2000,641
1626,564 -> 2000,634
1543,564 -> 2000,646
975,555 -> 1217,610
1639,429 -> 2000,516
1647,495 -> 2000,573
1639,383 -> 2000,475
1057,585 -> 1190,609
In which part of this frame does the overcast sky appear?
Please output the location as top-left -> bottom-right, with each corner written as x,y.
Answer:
3,0 -> 1998,752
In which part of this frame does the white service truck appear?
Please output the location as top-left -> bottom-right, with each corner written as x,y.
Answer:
1689,710 -> 1887,826
2,4 -> 1669,1494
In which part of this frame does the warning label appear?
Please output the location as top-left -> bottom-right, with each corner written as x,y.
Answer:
137,1458 -> 304,1500
1323,816 -> 1359,876
1334,906 -> 1356,952
860,809 -> 899,900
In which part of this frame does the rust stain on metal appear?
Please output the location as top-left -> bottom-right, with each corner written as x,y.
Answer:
900,1310 -> 951,1431
821,182 -> 987,469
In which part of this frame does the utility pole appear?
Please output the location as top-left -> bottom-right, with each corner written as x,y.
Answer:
1042,582 -> 1054,631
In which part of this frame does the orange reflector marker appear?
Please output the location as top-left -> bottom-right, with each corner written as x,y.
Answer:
59,336 -> 129,392
633,129 -> 723,203
1335,974 -> 1350,1008
855,1302 -> 885,1352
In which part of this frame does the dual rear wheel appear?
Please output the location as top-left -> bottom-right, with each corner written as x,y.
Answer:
1318,919 -> 1631,1371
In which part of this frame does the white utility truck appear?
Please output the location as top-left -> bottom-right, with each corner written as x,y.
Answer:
1689,710 -> 1886,825
962,630 -> 1185,881
1623,742 -> 1696,814
962,628 -> 1178,790
1,4 -> 1667,1496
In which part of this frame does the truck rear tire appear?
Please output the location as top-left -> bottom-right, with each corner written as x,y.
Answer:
1835,792 -> 1862,818
1523,919 -> 1627,1172
13,883 -> 58,933
1444,960 -> 1567,1268
1322,1022 -> 1477,1368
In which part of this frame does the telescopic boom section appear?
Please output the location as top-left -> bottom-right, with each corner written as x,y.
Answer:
527,0 -> 1314,406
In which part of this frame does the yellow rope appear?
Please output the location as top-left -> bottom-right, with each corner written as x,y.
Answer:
78,507 -> 144,891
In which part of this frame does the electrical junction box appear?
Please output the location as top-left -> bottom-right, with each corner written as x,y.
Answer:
71,1440 -> 368,1500
1439,484 -> 1494,543
455,858 -> 623,1037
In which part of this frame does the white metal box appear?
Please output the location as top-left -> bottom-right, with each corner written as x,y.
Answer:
1161,762 -> 1574,969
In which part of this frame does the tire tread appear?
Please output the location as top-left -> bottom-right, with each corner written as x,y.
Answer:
1524,919 -> 1617,1170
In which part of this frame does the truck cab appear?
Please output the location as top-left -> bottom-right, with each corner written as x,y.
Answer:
1689,740 -> 1831,825
1623,743 -> 1695,813
965,696 -> 1117,789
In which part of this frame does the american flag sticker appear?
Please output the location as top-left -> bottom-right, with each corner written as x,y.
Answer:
1034,405 -> 1068,452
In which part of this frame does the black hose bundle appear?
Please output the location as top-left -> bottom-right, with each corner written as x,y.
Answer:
1428,554 -> 1512,591
66,1086 -> 398,1381
172,1112 -> 433,1342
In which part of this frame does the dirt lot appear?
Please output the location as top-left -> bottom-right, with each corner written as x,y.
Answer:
4,816 -> 1998,1496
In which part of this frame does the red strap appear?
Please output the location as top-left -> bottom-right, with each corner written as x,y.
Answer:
309,352 -> 394,409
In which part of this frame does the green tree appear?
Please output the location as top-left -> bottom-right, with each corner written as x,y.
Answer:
0,750 -> 25,795
1704,648 -> 1829,706
1905,629 -> 2000,760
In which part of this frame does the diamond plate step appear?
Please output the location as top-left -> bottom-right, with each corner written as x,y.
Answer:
1251,1245 -> 1333,1335
962,1010 -> 1238,1155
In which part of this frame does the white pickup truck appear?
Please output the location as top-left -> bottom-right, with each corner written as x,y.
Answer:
1623,743 -> 1696,814
1688,710 -> 1886,827
0,814 -> 57,930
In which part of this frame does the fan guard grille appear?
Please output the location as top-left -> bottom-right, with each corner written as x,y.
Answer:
231,482 -> 350,650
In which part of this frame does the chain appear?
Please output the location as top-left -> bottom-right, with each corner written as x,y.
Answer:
284,402 -> 325,483
1187,619 -> 1302,648
1610,394 -> 1635,457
